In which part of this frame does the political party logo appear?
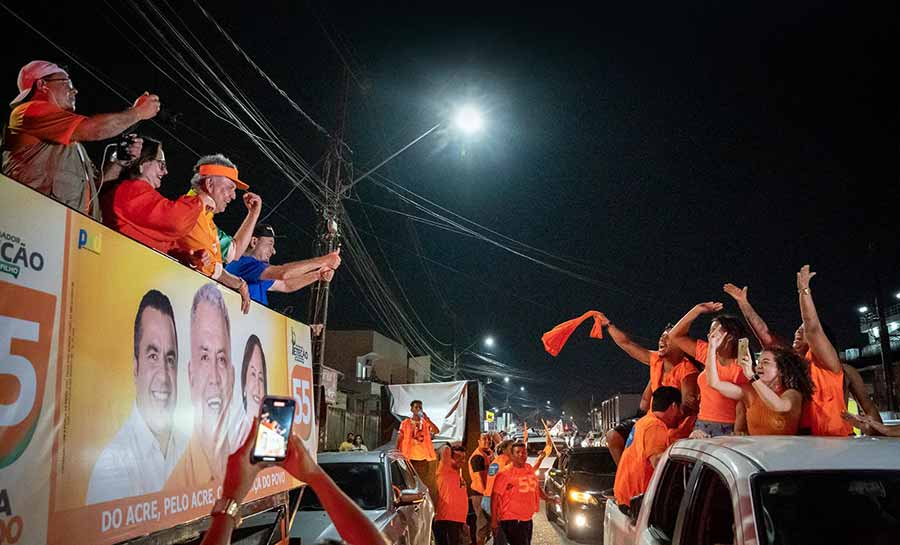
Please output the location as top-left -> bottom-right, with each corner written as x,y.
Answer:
77,228 -> 102,254
0,231 -> 45,280
0,281 -> 56,469
290,328 -> 309,365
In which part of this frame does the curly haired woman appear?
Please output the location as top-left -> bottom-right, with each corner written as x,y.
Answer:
706,325 -> 814,435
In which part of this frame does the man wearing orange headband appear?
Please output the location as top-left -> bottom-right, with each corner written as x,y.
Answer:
172,154 -> 261,314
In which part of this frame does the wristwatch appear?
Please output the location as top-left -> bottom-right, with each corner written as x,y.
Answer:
211,497 -> 242,527
749,373 -> 761,383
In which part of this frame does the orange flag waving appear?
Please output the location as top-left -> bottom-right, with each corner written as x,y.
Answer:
541,310 -> 604,356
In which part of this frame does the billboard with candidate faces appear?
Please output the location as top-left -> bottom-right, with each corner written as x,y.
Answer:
0,177 -> 315,545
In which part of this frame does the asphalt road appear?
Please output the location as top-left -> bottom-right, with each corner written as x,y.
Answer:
531,501 -> 603,545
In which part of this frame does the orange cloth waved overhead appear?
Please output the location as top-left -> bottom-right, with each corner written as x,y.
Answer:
541,310 -> 604,356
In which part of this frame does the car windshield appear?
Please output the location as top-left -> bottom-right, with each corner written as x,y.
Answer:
754,471 -> 900,545
299,462 -> 386,511
569,451 -> 616,474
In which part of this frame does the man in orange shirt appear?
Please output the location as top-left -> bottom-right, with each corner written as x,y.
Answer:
433,443 -> 470,545
490,442 -> 543,545
397,400 -> 439,498
598,315 -> 700,458
3,60 -> 159,217
613,386 -> 682,508
172,154 -> 261,314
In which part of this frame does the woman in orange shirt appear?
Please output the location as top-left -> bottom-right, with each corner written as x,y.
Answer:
706,326 -> 813,435
669,302 -> 751,437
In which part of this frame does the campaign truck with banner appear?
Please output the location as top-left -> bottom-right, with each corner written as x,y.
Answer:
0,176 -> 316,545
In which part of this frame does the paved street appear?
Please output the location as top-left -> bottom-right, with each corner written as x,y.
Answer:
530,501 -> 602,545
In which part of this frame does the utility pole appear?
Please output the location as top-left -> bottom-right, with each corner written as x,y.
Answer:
309,68 -> 352,451
867,242 -> 898,414
873,272 -> 897,413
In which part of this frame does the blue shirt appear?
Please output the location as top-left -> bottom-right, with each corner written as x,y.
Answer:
225,255 -> 275,305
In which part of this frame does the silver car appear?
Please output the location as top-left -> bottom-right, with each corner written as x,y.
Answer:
290,449 -> 435,545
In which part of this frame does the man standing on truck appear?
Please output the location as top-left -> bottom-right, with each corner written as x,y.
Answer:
397,399 -> 439,497
614,386 -> 682,508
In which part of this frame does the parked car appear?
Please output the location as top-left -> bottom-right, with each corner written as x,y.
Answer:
290,450 -> 435,545
604,436 -> 900,545
544,447 -> 616,541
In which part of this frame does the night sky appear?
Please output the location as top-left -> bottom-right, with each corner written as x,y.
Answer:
6,1 -> 898,425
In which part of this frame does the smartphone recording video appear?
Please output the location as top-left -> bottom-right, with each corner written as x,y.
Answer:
738,337 -> 751,364
252,396 -> 296,463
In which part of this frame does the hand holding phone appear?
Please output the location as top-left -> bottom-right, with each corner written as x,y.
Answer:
737,338 -> 754,378
252,396 -> 296,463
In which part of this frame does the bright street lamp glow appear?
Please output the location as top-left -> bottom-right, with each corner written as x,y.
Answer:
504,376 -> 510,383
895,292 -> 900,300
520,386 -> 525,392
455,106 -> 484,134
484,336 -> 495,348
858,306 -> 869,313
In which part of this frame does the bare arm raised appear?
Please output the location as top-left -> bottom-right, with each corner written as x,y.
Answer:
599,313 -> 652,364
668,302 -> 723,356
723,283 -> 779,348
797,265 -> 841,373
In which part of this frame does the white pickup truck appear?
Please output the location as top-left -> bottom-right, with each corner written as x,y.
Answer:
603,436 -> 900,545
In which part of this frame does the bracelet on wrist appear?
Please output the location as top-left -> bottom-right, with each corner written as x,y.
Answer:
798,287 -> 810,295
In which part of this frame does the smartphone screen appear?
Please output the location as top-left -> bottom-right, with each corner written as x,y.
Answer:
252,396 -> 296,463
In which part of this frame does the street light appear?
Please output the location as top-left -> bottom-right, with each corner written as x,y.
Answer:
455,105 -> 484,134
484,336 -> 495,348
859,306 -> 870,313
346,105 -> 485,192
895,292 -> 900,300
504,377 -> 510,383
520,386 -> 525,392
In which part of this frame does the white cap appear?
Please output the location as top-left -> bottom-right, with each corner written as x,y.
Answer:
11,60 -> 68,106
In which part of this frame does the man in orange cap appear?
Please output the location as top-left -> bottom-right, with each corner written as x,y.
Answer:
172,154 -> 261,314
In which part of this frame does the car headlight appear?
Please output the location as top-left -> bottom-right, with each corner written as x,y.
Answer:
568,489 -> 599,505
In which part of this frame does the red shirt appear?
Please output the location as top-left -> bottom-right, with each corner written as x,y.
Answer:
435,464 -> 469,522
695,340 -> 748,423
493,464 -> 540,522
100,179 -> 203,253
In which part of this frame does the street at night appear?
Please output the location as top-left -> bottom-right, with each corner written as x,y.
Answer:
2,1 -> 899,545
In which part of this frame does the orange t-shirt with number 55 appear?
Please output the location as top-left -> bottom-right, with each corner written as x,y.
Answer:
493,464 -> 540,521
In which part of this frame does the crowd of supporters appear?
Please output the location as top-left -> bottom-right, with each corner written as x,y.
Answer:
607,264 -> 897,513
5,58 -> 895,545
2,60 -> 341,312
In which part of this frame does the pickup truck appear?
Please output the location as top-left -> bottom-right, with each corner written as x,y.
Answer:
603,436 -> 900,545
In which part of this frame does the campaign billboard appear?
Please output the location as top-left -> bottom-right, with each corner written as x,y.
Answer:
0,177 -> 314,545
